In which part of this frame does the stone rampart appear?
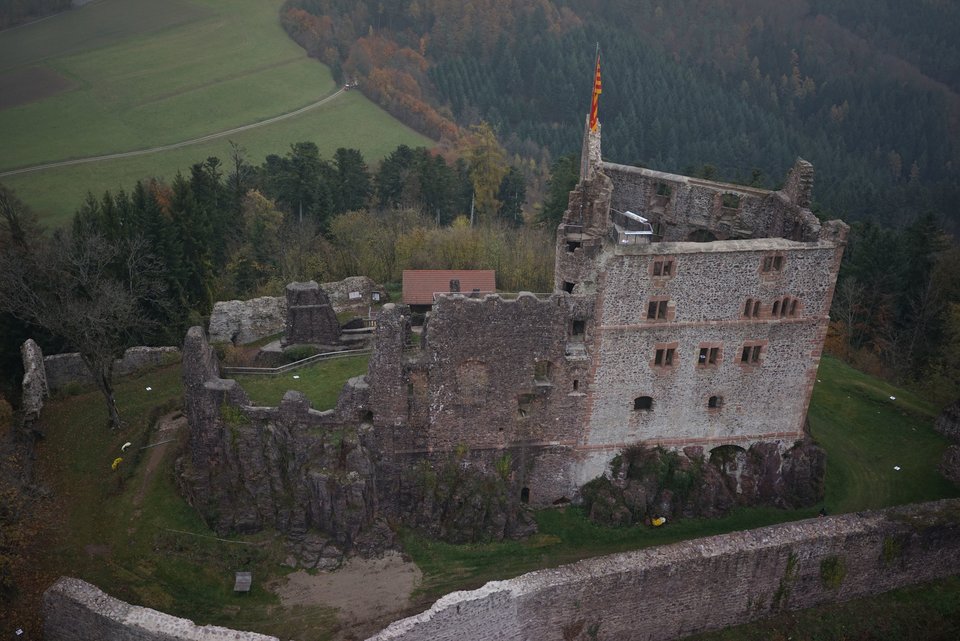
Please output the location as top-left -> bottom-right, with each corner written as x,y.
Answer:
43,576 -> 278,641
43,501 -> 960,641
43,347 -> 181,392
368,499 -> 960,641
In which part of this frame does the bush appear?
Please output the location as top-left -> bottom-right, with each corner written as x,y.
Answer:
283,345 -> 319,363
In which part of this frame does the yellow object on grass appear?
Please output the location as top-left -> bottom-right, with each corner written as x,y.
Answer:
111,457 -> 123,471
651,516 -> 666,527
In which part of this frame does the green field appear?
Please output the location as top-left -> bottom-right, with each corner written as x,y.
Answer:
0,0 -> 430,224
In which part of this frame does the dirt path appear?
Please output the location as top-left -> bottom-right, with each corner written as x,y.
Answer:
272,551 -> 422,637
133,410 -> 186,507
0,88 -> 345,178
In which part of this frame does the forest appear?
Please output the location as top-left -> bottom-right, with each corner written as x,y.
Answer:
0,0 -> 70,29
282,0 -> 960,232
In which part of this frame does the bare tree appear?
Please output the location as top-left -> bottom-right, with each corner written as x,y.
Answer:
0,192 -> 164,429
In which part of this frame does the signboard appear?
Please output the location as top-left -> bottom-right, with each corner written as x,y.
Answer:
348,291 -> 362,300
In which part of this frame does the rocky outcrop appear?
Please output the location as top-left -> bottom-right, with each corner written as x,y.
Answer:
935,400 -> 960,443
208,295 -> 286,345
321,275 -> 387,310
941,446 -> 960,488
20,339 -> 48,430
582,439 -> 825,526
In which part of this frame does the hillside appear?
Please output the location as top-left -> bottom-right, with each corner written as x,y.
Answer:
283,0 -> 960,231
0,0 -> 429,222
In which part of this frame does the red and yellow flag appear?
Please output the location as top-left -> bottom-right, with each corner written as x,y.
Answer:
589,52 -> 602,131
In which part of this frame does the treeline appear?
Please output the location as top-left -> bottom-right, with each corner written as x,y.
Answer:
0,139 -> 551,399
828,216 -> 960,404
280,0 -> 960,234
0,0 -> 71,29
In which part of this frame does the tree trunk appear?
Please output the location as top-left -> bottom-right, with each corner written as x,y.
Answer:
82,354 -> 123,429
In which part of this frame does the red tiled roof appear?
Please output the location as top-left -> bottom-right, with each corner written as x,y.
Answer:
402,270 -> 496,305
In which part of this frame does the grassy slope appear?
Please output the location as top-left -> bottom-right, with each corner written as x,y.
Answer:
0,0 -> 430,224
15,355 -> 959,640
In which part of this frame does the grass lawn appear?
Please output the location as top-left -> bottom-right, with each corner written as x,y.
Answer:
14,354 -> 958,640
0,0 -> 431,224
234,354 -> 370,408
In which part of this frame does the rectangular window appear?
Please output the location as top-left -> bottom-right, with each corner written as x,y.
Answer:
740,343 -> 764,365
652,259 -> 674,277
761,254 -> 785,273
655,348 -> 675,367
647,299 -> 669,320
699,345 -> 720,367
721,193 -> 741,209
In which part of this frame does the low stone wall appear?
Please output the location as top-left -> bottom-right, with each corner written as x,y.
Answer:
43,577 -> 278,641
43,347 -> 180,392
42,501 -> 960,641
368,499 -> 960,641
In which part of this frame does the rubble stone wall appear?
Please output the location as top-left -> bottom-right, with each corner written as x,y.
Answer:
20,338 -> 48,427
369,500 -> 960,641
43,577 -> 278,641
43,347 -> 180,391
45,503 -> 960,641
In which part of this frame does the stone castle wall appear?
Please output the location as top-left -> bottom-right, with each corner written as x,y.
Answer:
44,577 -> 278,641
41,346 -> 180,392
369,499 -> 960,641
43,501 -> 960,641
584,238 -> 843,454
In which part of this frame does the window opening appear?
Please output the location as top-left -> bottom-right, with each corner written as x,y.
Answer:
566,240 -> 581,252
744,298 -> 753,316
741,345 -> 761,364
634,396 -> 653,411
563,281 -> 575,294
772,300 -> 780,316
698,347 -> 720,365
571,320 -> 585,337
761,255 -> 785,273
790,299 -> 798,316
520,487 -> 530,504
449,279 -> 460,292
653,259 -> 674,277
708,395 -> 723,409
573,379 -> 579,391
647,299 -> 669,320
655,348 -> 675,366
721,193 -> 741,209
656,182 -> 672,197
753,300 -> 760,316
534,361 -> 552,384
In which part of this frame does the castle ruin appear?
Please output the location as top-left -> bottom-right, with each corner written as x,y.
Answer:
179,121 -> 847,552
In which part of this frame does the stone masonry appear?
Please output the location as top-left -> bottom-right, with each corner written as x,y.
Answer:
282,280 -> 341,347
43,500 -> 960,641
366,499 -> 960,641
185,119 -> 847,531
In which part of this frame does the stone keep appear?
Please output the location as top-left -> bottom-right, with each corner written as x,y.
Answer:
282,281 -> 341,347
